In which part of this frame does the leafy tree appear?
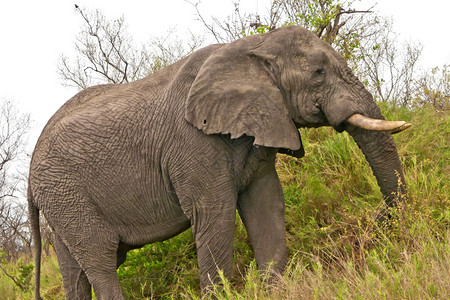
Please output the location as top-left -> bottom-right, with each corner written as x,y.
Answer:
193,0 -> 448,109
60,1 -> 447,109
191,0 -> 374,61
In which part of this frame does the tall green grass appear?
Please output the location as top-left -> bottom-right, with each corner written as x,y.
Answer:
1,105 -> 448,299
0,252 -> 64,299
119,105 -> 450,299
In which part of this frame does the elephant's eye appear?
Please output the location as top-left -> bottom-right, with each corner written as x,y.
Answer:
315,68 -> 325,76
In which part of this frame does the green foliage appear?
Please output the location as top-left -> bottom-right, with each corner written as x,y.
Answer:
0,250 -> 34,293
294,0 -> 341,34
116,216 -> 254,298
1,251 -> 64,299
283,0 -> 364,61
112,105 -> 449,299
3,106 -> 448,299
117,230 -> 199,299
17,261 -> 34,290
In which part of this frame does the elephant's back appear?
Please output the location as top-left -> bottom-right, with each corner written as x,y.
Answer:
28,43 -> 223,210
31,57 -> 184,160
38,60 -> 181,139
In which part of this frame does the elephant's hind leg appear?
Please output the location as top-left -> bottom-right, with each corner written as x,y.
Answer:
66,219 -> 124,299
54,234 -> 92,300
48,194 -> 124,299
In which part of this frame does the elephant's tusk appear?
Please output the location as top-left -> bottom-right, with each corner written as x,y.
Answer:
346,114 -> 411,134
390,122 -> 412,134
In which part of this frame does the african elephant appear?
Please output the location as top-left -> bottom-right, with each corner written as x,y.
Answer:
28,25 -> 409,299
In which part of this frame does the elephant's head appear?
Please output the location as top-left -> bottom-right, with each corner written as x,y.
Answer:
186,26 -> 408,207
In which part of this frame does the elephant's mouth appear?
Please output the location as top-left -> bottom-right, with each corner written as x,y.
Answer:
345,113 -> 411,134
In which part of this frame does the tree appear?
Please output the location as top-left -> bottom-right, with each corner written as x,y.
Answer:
412,65 -> 449,111
190,0 -> 374,61
58,6 -> 202,89
59,2 -> 445,108
354,17 -> 423,106
0,99 -> 31,260
193,0 -> 438,109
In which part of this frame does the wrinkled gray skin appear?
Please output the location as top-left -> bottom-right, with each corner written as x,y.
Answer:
28,26 -> 406,299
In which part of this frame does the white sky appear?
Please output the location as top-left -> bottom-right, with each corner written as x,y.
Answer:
1,0 -> 449,150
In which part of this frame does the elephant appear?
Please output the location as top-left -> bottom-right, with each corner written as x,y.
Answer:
28,25 -> 409,299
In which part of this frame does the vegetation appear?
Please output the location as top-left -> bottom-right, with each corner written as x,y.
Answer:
1,0 -> 449,299
0,99 -> 31,261
58,6 -> 202,90
1,105 -> 448,299
117,104 -> 450,299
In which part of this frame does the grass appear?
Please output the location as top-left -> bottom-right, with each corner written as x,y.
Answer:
1,105 -> 448,299
0,252 -> 64,299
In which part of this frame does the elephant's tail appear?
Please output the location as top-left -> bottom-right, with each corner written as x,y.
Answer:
28,185 -> 42,300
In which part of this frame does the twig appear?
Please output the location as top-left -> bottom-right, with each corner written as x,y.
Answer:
0,262 -> 26,291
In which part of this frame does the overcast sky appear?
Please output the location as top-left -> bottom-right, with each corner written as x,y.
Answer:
1,0 -> 449,150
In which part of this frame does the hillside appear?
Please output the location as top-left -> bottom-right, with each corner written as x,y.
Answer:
1,105 -> 449,299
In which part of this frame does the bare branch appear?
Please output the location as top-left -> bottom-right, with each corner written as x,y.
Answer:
59,6 -> 200,89
0,99 -> 31,260
0,263 -> 26,291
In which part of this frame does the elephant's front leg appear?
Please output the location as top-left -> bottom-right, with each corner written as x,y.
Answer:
193,200 -> 237,290
176,178 -> 238,290
237,164 -> 288,274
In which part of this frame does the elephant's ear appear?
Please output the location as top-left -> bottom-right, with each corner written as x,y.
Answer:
185,36 -> 301,151
278,130 -> 305,158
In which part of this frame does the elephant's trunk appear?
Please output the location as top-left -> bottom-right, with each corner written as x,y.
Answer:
347,126 -> 407,208
323,80 -> 408,209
